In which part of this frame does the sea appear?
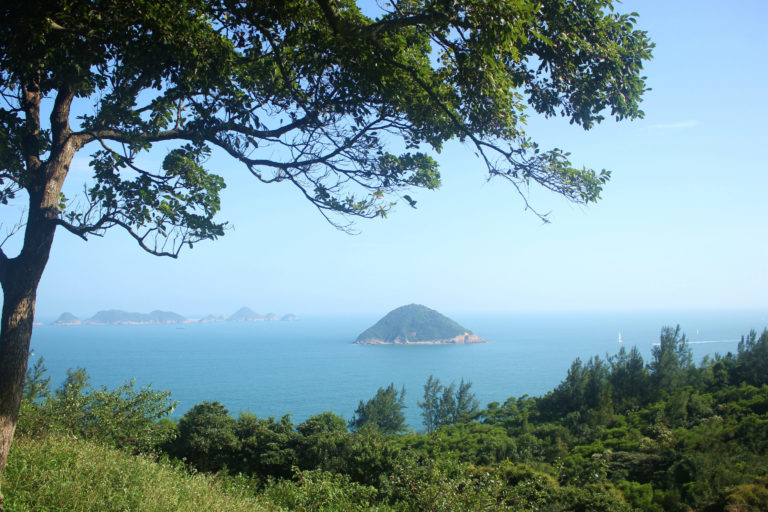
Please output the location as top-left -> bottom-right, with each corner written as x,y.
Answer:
28,309 -> 768,431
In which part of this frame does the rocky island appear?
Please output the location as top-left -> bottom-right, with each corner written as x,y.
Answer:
354,304 -> 487,345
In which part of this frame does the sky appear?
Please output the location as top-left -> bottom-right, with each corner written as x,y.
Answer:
3,0 -> 767,319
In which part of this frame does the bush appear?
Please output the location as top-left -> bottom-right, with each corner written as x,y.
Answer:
18,365 -> 176,453
264,469 -> 384,512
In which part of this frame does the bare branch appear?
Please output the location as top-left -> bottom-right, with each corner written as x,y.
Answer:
52,216 -> 110,241
0,208 -> 26,249
94,138 -> 167,182
109,219 -> 181,258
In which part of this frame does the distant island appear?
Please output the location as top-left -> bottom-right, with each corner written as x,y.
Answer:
227,307 -> 265,322
84,310 -> 188,325
354,304 -> 487,345
49,308 -> 299,326
52,312 -> 81,326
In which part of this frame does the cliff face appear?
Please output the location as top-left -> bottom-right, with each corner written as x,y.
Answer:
354,304 -> 487,345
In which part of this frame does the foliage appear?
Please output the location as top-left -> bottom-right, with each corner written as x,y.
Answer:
349,384 -> 407,434
264,469 -> 383,512
172,401 -> 239,473
0,0 -> 653,248
21,355 -> 50,402
297,411 -> 348,437
234,413 -> 298,479
650,325 -> 694,392
18,363 -> 175,452
12,324 -> 768,512
380,455 -> 508,511
723,477 -> 768,512
2,434 -> 271,512
398,422 -> 517,466
732,329 -> 768,387
418,375 -> 479,432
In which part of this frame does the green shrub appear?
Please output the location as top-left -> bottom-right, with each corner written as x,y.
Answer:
18,364 -> 176,453
264,469 -> 386,512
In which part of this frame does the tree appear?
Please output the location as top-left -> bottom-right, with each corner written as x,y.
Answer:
418,375 -> 479,432
608,345 -> 649,411
173,401 -> 239,473
22,355 -> 50,403
733,329 -> 768,386
349,383 -> 407,434
235,413 -> 298,478
297,411 -> 348,437
650,325 -> 693,393
0,0 -> 652,486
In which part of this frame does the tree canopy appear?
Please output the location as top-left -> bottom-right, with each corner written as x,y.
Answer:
419,375 -> 479,432
1,0 -> 652,252
349,383 -> 407,434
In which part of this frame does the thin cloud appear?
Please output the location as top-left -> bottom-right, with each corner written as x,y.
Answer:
651,120 -> 699,129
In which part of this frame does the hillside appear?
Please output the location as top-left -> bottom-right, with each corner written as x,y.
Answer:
4,435 -> 272,512
355,304 -> 486,344
15,326 -> 768,511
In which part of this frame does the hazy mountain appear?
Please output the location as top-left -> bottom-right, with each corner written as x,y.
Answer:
227,307 -> 265,322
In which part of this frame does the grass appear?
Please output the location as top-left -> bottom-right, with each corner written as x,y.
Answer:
2,434 -> 275,512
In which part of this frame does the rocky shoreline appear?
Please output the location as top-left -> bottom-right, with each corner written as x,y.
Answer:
354,333 -> 487,345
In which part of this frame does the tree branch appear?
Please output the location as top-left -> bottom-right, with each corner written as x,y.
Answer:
51,216 -> 109,241
110,218 -> 181,258
50,86 -> 75,149
314,0 -> 344,34
0,246 -> 8,285
20,81 -> 43,173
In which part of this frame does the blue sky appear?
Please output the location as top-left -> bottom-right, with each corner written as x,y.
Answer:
4,0 -> 767,319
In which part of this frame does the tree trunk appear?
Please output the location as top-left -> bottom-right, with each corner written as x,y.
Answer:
0,192 -> 60,505
0,277 -> 39,502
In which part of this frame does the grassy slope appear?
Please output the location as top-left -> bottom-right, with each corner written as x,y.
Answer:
2,435 -> 274,512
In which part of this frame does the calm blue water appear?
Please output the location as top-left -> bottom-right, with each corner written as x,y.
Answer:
28,310 -> 768,430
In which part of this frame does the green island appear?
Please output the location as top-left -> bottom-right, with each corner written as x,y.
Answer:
83,309 -> 188,325
355,304 -> 486,345
8,326 -> 768,511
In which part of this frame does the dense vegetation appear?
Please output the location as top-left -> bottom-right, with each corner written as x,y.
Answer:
8,326 -> 768,511
355,304 -> 472,342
